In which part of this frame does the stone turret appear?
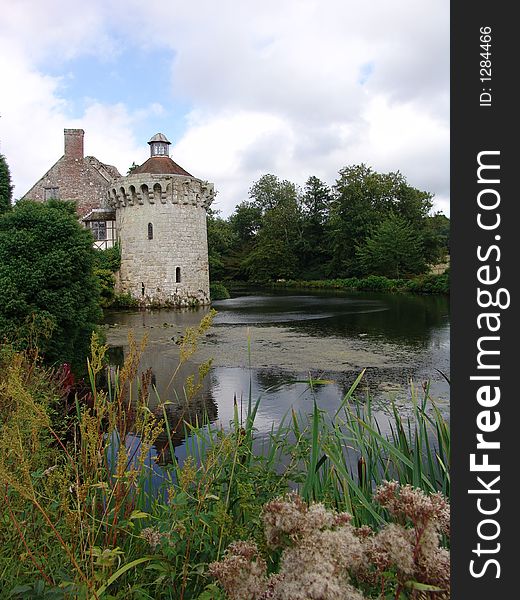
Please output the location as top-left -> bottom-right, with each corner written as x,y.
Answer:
109,134 -> 215,307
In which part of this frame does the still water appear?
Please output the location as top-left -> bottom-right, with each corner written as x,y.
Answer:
104,288 -> 449,461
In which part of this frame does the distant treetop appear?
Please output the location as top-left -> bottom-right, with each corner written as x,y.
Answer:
0,154 -> 13,214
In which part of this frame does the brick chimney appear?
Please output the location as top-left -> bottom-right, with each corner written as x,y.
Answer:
64,128 -> 84,159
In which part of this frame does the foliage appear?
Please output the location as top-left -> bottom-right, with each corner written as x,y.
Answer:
0,315 -> 449,598
207,166 -> 447,283
271,273 -> 449,295
110,291 -> 140,309
93,243 -> 122,273
242,175 -> 304,281
207,208 -> 236,281
210,282 -> 231,300
356,214 -> 426,278
299,176 -> 333,279
211,484 -> 450,600
94,268 -> 116,307
0,344 -> 74,596
405,271 -> 450,295
0,153 -> 13,214
92,244 -> 122,308
0,200 -> 102,371
423,213 -> 450,263
229,201 -> 263,243
127,161 -> 139,175
329,165 -> 433,276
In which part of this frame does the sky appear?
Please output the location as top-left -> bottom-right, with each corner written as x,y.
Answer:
0,0 -> 449,217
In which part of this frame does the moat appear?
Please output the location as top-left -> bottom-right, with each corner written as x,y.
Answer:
103,288 -> 450,458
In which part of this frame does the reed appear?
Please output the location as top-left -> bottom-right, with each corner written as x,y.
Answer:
0,317 -> 449,599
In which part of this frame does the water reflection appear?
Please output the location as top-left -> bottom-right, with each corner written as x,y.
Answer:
104,288 -> 450,462
213,289 -> 450,347
108,342 -> 218,461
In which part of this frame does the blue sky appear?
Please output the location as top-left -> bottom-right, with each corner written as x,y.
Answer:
46,49 -> 191,150
0,0 -> 449,217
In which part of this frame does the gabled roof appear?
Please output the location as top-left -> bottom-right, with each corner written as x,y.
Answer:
133,156 -> 193,177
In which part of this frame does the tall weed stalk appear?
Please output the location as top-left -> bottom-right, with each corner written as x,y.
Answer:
0,316 -> 449,599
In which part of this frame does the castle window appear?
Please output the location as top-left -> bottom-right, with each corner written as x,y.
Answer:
176,267 -> 181,283
44,186 -> 59,200
91,221 -> 107,241
148,223 -> 153,240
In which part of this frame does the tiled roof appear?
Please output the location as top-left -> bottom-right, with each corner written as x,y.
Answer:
82,208 -> 116,221
133,156 -> 192,176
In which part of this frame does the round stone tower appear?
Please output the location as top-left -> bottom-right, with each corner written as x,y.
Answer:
108,134 -> 215,306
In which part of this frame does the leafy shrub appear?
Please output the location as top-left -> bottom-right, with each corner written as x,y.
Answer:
111,291 -> 139,309
0,200 -> 102,371
93,268 -> 116,307
272,273 -> 449,295
92,243 -> 121,272
405,272 -> 450,294
211,282 -> 231,300
354,275 -> 395,292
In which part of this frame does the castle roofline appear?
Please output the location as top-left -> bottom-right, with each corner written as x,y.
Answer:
133,156 -> 193,177
148,133 -> 171,144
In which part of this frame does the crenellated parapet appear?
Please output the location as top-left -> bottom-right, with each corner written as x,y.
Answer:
108,173 -> 215,210
108,133 -> 213,307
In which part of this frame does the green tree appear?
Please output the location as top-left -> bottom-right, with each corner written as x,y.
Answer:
248,173 -> 299,212
127,161 -> 139,175
423,212 -> 450,264
356,213 -> 426,278
243,199 -> 303,280
329,165 -> 433,276
300,176 -> 332,278
206,208 -> 236,281
0,154 -> 13,214
0,200 -> 102,371
243,175 -> 304,281
229,201 -> 263,245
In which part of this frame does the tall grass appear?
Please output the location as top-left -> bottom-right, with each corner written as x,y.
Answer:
0,317 -> 449,599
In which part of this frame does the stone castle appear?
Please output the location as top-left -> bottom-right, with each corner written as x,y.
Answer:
22,129 -> 215,306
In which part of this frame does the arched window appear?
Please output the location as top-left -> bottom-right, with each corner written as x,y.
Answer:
175,267 -> 181,283
153,183 -> 162,203
129,185 -> 137,204
148,223 -> 153,240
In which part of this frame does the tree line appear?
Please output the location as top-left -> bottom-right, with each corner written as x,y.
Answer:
0,153 -> 450,371
207,165 -> 449,282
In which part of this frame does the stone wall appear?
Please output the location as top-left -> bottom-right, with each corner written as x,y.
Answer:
110,172 -> 214,306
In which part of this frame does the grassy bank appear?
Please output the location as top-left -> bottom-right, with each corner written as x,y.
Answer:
0,318 -> 450,599
269,272 -> 449,295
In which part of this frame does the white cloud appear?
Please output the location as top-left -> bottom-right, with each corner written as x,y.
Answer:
0,0 -> 116,64
0,0 -> 450,215
173,111 -> 296,213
